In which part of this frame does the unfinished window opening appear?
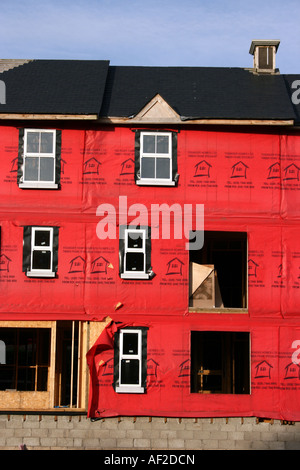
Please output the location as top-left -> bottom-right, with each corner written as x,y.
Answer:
0,321 -> 88,411
0,328 -> 50,392
191,331 -> 250,394
189,231 -> 247,310
55,321 -> 80,408
258,46 -> 274,70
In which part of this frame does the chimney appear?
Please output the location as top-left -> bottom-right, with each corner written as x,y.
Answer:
249,40 -> 280,74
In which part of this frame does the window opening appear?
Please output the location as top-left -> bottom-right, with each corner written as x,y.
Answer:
0,328 -> 50,391
24,226 -> 58,278
124,229 -> 146,274
21,129 -> 58,189
191,331 -> 250,394
137,131 -> 175,186
55,321 -> 79,408
31,227 -> 53,273
115,328 -> 147,394
189,231 -> 247,309
120,226 -> 154,280
258,46 -> 273,70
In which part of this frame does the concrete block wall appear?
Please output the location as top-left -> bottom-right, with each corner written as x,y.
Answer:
0,414 -> 300,450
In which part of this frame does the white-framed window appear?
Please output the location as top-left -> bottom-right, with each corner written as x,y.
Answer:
19,129 -> 58,189
137,131 -> 175,186
115,329 -> 145,394
23,226 -> 58,278
120,227 -> 153,280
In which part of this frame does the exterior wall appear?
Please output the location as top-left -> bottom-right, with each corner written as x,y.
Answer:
0,414 -> 299,450
1,123 -> 300,320
1,122 -> 300,419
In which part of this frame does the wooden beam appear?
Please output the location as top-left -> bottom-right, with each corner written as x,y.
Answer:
0,113 -> 98,120
101,117 -> 294,126
0,113 -> 294,126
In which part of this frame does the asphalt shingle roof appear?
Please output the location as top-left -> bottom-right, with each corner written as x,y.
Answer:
0,60 -> 299,123
100,66 -> 296,121
284,75 -> 300,125
0,59 -> 109,115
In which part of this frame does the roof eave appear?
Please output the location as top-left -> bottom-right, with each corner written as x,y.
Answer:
99,116 -> 295,126
0,113 -> 99,120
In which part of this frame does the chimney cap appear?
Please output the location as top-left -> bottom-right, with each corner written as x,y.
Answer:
249,39 -> 280,55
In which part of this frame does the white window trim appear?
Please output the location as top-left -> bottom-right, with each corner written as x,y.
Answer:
21,129 -> 58,189
139,131 -> 173,185
121,228 -> 150,280
136,179 -> 175,187
26,227 -> 55,278
116,329 -> 144,394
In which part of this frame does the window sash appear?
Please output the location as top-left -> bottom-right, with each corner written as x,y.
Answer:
139,132 -> 172,183
29,227 -> 54,277
124,229 -> 146,274
22,130 -> 57,187
117,329 -> 143,392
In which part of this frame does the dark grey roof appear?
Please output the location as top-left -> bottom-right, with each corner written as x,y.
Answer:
0,60 -> 298,122
283,75 -> 300,124
0,60 -> 109,115
100,66 -> 296,121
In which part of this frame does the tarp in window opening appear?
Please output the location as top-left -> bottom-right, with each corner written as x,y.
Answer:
87,319 -> 300,421
1,125 -> 300,418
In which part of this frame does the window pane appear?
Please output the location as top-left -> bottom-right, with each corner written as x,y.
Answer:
156,157 -> 171,179
121,359 -> 139,385
141,157 -> 155,178
26,132 -> 40,153
127,232 -> 143,249
32,250 -> 51,270
24,157 -> 39,181
40,132 -> 54,153
156,135 -> 169,153
40,157 -> 54,182
34,230 -> 50,247
123,333 -> 139,355
126,252 -> 144,272
143,135 -> 155,153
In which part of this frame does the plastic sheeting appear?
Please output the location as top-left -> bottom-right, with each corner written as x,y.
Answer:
87,318 -> 300,421
1,123 -> 300,419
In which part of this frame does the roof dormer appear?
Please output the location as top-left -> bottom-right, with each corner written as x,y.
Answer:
249,39 -> 280,74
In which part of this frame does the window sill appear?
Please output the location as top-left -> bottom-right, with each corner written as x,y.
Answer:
136,179 -> 175,186
26,271 -> 56,278
115,386 -> 145,394
121,272 -> 151,280
19,182 -> 58,189
188,307 -> 248,314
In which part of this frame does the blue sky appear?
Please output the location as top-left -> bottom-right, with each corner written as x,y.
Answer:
0,0 -> 299,73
